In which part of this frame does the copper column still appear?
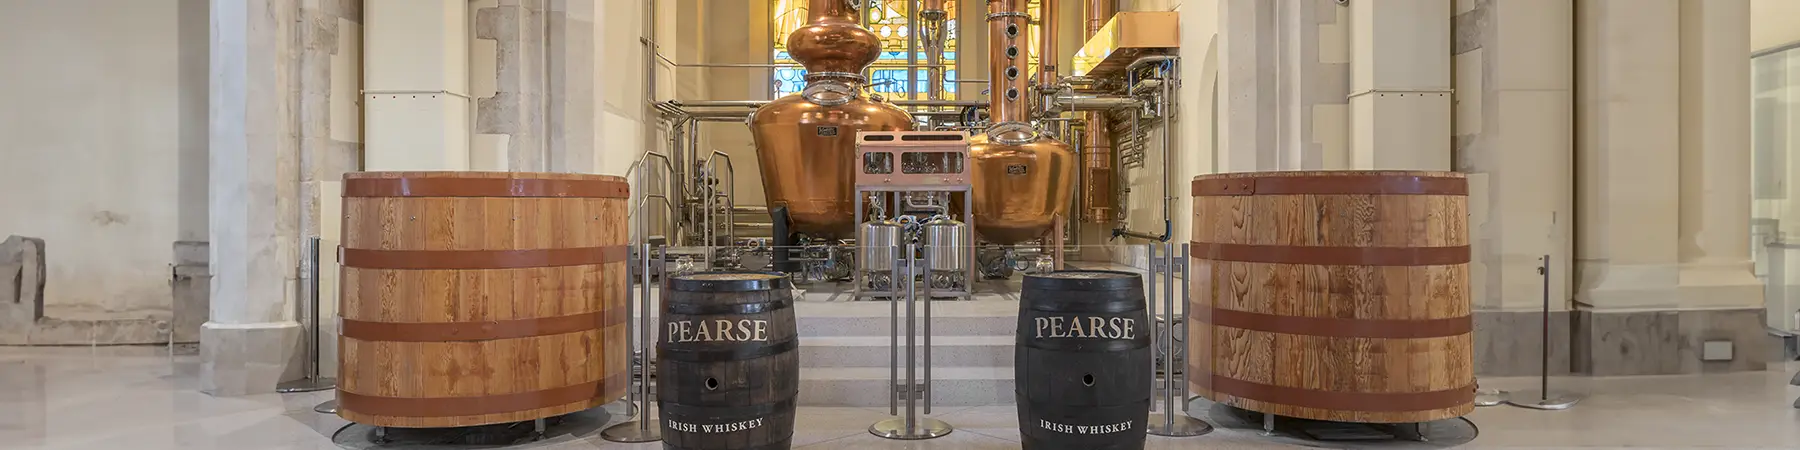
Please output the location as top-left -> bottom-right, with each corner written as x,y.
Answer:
750,0 -> 916,239
967,0 -> 1077,245
1080,0 -> 1116,223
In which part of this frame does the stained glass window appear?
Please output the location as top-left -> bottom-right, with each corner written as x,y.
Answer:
771,0 -> 964,99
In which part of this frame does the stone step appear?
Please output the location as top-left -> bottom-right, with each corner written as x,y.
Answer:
796,366 -> 1014,407
798,335 -> 1013,368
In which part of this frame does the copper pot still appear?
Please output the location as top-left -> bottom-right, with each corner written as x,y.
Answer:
969,0 -> 1076,245
750,0 -> 916,239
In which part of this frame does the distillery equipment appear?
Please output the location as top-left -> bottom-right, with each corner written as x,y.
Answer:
922,215 -> 970,289
749,0 -> 916,240
852,130 -> 978,299
968,0 -> 1077,245
858,216 -> 902,288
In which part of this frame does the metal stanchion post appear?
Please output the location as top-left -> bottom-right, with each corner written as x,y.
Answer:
604,244 -> 664,442
1506,254 -> 1582,410
871,243 -> 952,440
281,237 -> 336,394
1149,243 -> 1211,437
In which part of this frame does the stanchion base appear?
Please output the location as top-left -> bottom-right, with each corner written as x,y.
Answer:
869,417 -> 953,440
276,377 -> 337,393
1146,414 -> 1213,437
1474,388 -> 1508,407
1505,390 -> 1582,410
313,399 -> 338,414
600,421 -> 662,443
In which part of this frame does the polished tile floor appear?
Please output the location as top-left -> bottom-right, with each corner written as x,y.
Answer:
0,346 -> 1796,449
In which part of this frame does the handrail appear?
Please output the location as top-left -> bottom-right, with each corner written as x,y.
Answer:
702,150 -> 737,246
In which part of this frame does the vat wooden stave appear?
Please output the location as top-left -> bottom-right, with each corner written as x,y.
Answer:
1187,171 -> 1475,424
336,171 -> 631,428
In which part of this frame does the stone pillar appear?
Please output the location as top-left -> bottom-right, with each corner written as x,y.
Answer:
1273,0 -> 1349,170
1573,0 -> 1768,375
203,0 -> 303,396
471,0 -> 550,171
550,1 -> 596,173
1174,0 -> 1219,245
1454,0 -> 1577,376
1348,0 -> 1451,170
1677,0 -> 1761,308
363,0 -> 470,171
1575,0 -> 1683,310
1215,0 -> 1277,172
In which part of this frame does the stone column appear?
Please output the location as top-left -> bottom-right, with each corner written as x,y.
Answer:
1348,0 -> 1451,170
1454,0 -> 1577,375
471,0 -> 550,172
203,0 -> 303,396
1215,0 -> 1278,172
1273,0 -> 1349,170
1676,0 -> 1761,308
1174,0 -> 1219,245
363,0 -> 471,171
1574,0 -> 1683,310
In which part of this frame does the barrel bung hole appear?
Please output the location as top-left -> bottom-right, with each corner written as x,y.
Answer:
705,377 -> 720,391
1082,374 -> 1095,387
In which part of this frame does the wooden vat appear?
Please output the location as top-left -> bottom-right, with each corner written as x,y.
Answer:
1187,171 -> 1474,424
336,171 -> 631,428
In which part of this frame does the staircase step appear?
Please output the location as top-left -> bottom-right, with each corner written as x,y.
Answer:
797,367 -> 1014,407
799,335 -> 1013,368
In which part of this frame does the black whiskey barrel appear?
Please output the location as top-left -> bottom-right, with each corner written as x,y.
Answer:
657,272 -> 799,450
1016,271 -> 1152,450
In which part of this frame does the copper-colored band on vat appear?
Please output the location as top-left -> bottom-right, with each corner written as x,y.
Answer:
341,245 -> 630,270
1210,376 -> 1475,412
1191,175 -> 1468,196
338,373 -> 626,418
1195,309 -> 1472,339
343,177 -> 630,198
1189,242 -> 1470,266
341,310 -> 626,342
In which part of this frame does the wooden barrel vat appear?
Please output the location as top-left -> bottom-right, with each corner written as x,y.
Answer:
336,171 -> 631,428
1016,271 -> 1151,450
658,272 -> 799,450
1187,171 -> 1474,424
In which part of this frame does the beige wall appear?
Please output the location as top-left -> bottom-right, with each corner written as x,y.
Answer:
0,0 -> 209,320
1752,0 -> 1800,52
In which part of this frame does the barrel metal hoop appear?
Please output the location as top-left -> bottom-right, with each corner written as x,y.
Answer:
341,310 -> 626,342
342,245 -> 630,270
658,338 -> 800,362
1021,339 -> 1146,352
344,177 -> 630,198
665,299 -> 794,315
657,397 -> 799,419
1021,297 -> 1145,314
1191,174 -> 1467,196
338,373 -> 625,418
1189,242 -> 1470,266
1195,308 -> 1472,339
1209,375 -> 1476,412
669,272 -> 793,292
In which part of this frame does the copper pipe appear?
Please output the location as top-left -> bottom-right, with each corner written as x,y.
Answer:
1038,0 -> 1059,87
808,0 -> 854,22
1079,0 -> 1117,222
923,0 -> 945,12
987,0 -> 1031,123
1085,0 -> 1114,36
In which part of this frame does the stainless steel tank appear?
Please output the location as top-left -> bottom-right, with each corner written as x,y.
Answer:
922,217 -> 970,272
857,219 -> 902,272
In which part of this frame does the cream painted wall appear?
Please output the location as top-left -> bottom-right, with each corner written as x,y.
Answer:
0,0 -> 209,319
1752,0 -> 1800,53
